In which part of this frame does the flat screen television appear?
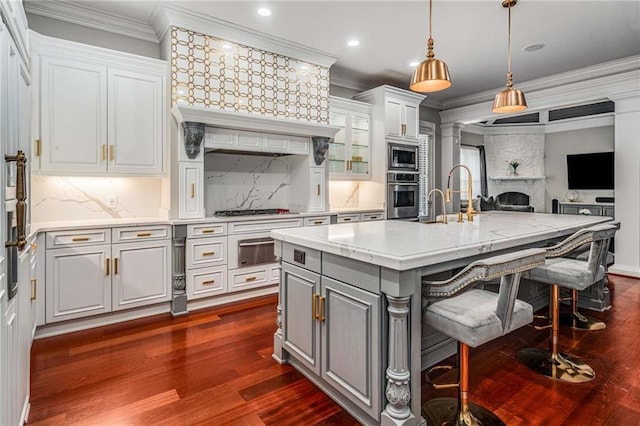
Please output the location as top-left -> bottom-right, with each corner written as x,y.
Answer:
566,152 -> 614,190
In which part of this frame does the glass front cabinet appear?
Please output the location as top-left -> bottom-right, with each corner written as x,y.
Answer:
328,97 -> 372,180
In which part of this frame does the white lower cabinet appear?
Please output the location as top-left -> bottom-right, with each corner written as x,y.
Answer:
111,239 -> 171,311
45,226 -> 171,323
46,244 -> 111,323
228,263 -> 278,293
179,162 -> 204,219
281,261 -> 381,419
187,266 -> 227,299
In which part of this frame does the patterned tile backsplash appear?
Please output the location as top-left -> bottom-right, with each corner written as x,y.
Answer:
171,26 -> 330,124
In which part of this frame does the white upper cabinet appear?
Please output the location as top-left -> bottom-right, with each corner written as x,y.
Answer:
107,69 -> 163,174
328,97 -> 372,180
384,97 -> 419,141
40,56 -> 107,173
32,33 -> 166,176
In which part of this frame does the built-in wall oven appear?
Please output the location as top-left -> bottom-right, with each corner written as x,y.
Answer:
388,143 -> 419,172
387,172 -> 419,219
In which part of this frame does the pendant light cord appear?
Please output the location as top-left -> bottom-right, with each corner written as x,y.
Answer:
429,0 -> 433,39
507,1 -> 512,75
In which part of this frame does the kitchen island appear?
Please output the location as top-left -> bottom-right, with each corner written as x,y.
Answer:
271,211 -> 612,425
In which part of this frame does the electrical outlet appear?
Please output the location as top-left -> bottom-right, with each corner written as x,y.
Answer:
108,195 -> 117,208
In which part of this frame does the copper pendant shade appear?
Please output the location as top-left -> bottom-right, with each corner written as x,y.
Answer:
492,0 -> 527,113
410,0 -> 451,93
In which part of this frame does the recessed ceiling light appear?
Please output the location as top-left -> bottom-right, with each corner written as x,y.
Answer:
523,43 -> 545,52
257,8 -> 272,17
347,40 -> 360,47
409,61 -> 420,67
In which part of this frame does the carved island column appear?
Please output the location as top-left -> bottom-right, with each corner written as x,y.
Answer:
381,295 -> 415,425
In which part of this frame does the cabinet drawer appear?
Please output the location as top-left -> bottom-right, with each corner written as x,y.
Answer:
188,223 -> 227,238
337,214 -> 359,223
360,212 -> 384,221
305,216 -> 331,226
229,218 -> 303,234
112,225 -> 170,243
228,264 -> 277,292
187,237 -> 226,269
187,266 -> 227,299
46,229 -> 110,248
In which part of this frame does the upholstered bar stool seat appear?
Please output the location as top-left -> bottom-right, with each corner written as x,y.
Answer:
518,222 -> 619,383
422,248 -> 546,426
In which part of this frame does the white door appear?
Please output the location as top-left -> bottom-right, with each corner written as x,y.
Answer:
45,244 -> 111,322
107,68 -> 163,175
385,98 -> 403,138
403,103 -> 419,141
179,162 -> 204,218
111,239 -> 170,311
40,56 -> 107,173
309,167 -> 326,212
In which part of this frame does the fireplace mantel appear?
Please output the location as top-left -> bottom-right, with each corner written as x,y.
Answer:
489,175 -> 546,185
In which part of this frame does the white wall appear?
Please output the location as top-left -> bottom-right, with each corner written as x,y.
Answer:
545,126 -> 614,207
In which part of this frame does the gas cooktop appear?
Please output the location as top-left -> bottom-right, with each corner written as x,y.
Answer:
213,208 -> 291,217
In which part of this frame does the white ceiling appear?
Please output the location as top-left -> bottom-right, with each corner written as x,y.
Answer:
38,1 -> 640,106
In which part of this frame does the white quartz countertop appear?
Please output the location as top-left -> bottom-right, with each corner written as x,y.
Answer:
271,211 -> 613,271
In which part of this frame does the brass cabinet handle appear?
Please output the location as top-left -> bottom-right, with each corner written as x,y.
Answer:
319,296 -> 325,322
313,220 -> 323,225
316,184 -> 320,196
72,236 -> 90,242
30,279 -> 36,301
202,279 -> 216,285
5,151 -> 27,251
101,144 -> 106,161
31,242 -> 37,250
312,294 -> 319,320
245,276 -> 257,282
109,145 -> 114,161
190,183 -> 195,198
136,232 -> 152,237
201,229 -> 215,234
343,218 -> 351,221
106,257 -> 110,276
114,257 -> 118,274
202,251 -> 215,256
35,139 -> 41,157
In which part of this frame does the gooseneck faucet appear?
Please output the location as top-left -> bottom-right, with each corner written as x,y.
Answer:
445,164 -> 476,222
427,189 -> 447,224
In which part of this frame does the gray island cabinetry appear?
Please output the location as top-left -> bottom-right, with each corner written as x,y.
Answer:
272,212 -> 612,425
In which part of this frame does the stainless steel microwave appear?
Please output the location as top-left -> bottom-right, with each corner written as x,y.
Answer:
388,143 -> 419,172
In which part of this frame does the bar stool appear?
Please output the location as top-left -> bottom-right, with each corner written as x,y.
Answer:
422,248 -> 546,426
517,222 -> 619,383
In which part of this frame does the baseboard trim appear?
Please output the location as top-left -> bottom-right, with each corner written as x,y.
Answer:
609,265 -> 640,279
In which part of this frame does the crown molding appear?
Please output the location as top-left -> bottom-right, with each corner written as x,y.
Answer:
23,0 -> 159,43
442,55 -> 640,111
151,4 -> 337,68
440,66 -> 640,125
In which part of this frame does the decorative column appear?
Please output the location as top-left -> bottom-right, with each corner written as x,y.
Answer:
381,295 -> 415,425
609,94 -> 640,278
440,123 -> 464,213
272,254 -> 287,364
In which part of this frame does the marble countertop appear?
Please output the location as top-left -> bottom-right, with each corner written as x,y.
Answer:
271,211 -> 612,271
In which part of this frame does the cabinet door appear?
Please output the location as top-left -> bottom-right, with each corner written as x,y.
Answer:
403,103 -> 419,141
328,110 -> 348,175
45,244 -> 111,323
349,112 -> 371,178
40,56 -> 107,173
3,299 -> 19,426
179,162 -> 204,219
309,167 -> 326,212
385,98 -> 403,138
107,69 -> 163,175
282,263 -> 321,375
112,239 -> 171,311
321,276 -> 381,419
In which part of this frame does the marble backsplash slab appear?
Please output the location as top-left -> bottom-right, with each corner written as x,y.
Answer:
31,176 -> 166,222
204,152 -> 290,212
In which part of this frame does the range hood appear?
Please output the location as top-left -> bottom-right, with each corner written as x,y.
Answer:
171,104 -> 340,139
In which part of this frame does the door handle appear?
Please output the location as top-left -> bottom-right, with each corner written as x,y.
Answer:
109,145 -> 114,161
106,257 -> 110,276
102,144 -> 107,161
317,184 -> 320,196
5,151 -> 27,251
190,183 -> 195,198
202,279 -> 216,286
312,294 -> 319,320
35,139 -> 41,157
114,257 -> 118,274
318,296 -> 325,322
31,279 -> 36,301
202,251 -> 215,256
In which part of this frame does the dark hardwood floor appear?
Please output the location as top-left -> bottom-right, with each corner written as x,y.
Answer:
30,275 -> 640,425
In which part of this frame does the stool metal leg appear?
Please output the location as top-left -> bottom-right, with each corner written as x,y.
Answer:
422,342 -> 505,426
518,284 -> 596,383
568,288 -> 606,331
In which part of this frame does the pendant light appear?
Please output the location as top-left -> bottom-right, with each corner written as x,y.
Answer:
410,0 -> 451,93
492,0 -> 527,113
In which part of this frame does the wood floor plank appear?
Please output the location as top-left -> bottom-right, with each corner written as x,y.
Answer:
30,276 -> 640,425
